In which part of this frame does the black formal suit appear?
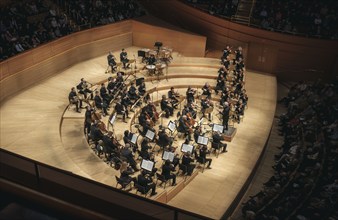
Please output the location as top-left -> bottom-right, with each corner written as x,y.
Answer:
222,105 -> 230,130
182,155 -> 196,175
212,132 -> 227,152
161,163 -> 176,185
137,174 -> 156,194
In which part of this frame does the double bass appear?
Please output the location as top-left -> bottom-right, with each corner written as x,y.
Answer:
91,109 -> 108,133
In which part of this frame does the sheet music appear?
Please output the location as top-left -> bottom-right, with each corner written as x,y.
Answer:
130,133 -> 137,144
145,130 -> 155,141
213,124 -> 224,133
162,151 -> 175,162
181,144 -> 194,153
168,121 -> 176,132
141,159 -> 154,172
110,114 -> 116,125
197,135 -> 209,145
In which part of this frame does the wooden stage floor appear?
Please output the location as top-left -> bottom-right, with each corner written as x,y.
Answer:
0,47 -> 277,219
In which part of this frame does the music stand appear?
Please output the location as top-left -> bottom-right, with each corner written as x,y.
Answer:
140,159 -> 154,172
168,120 -> 176,133
128,132 -> 138,145
213,124 -> 224,133
162,151 -> 175,162
181,143 -> 194,154
197,135 -> 209,146
145,129 -> 155,141
109,113 -> 116,125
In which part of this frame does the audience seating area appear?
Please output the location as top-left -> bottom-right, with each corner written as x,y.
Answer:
182,0 -> 338,39
242,80 -> 338,220
0,0 -> 145,61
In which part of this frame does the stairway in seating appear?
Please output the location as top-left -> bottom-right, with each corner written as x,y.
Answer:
231,0 -> 255,25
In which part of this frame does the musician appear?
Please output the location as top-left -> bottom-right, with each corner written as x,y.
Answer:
138,82 -> 146,96
212,131 -> 227,153
84,105 -> 93,135
76,78 -> 93,100
120,161 -> 136,185
140,138 -> 152,160
199,145 -> 212,169
120,48 -> 130,69
68,87 -> 82,113
107,51 -> 117,72
120,144 -> 138,171
215,75 -> 225,95
186,86 -> 196,103
102,131 -> 119,154
139,109 -> 154,136
147,54 -> 156,65
115,99 -> 129,123
234,46 -> 243,62
107,77 -> 117,95
201,97 -> 212,121
121,91 -> 132,108
90,121 -> 104,144
182,103 -> 197,119
178,115 -> 192,141
235,102 -> 244,123
100,83 -> 112,104
168,87 -> 179,108
194,126 -> 202,143
160,95 -> 173,118
202,82 -> 212,98
94,90 -> 108,116
182,152 -> 196,176
145,102 -> 158,123
161,160 -> 177,186
137,170 -> 157,196
128,82 -> 139,101
157,128 -> 174,151
221,45 -> 231,61
222,56 -> 231,70
222,102 -> 230,130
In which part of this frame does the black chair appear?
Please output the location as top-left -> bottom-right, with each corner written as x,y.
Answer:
134,183 -> 151,197
194,151 -> 207,173
178,164 -> 188,181
115,176 -> 132,191
211,142 -> 221,158
156,173 -> 170,189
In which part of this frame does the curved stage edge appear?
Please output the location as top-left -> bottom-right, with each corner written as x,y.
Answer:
0,47 -> 276,219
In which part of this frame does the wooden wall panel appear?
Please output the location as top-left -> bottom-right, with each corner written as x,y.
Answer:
140,0 -> 338,81
0,32 -> 132,103
132,20 -> 206,57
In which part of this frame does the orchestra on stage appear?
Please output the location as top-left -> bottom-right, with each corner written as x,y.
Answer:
66,44 -> 248,197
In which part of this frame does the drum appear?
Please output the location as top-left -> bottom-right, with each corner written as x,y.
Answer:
146,65 -> 156,75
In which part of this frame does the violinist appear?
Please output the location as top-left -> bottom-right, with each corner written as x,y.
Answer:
76,78 -> 93,100
137,170 -> 157,196
161,160 -> 177,186
140,138 -> 152,160
194,126 -> 202,143
202,82 -> 212,98
168,87 -> 179,108
182,152 -> 196,176
201,97 -> 213,121
157,128 -> 174,151
160,95 -> 173,118
94,91 -> 108,116
215,74 -> 225,95
107,51 -> 117,72
120,48 -> 130,69
186,86 -> 196,103
115,99 -> 129,123
199,145 -> 212,169
212,131 -> 227,153
68,87 -> 82,113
